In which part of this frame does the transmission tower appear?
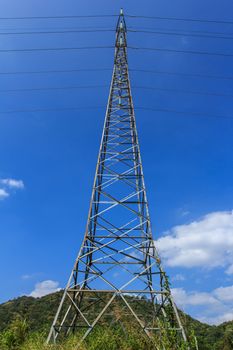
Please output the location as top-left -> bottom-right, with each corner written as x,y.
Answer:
47,9 -> 188,348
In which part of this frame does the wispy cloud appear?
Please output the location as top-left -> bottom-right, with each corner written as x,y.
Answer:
0,188 -> 9,200
177,207 -> 190,218
21,273 -> 40,280
30,280 -> 61,298
0,178 -> 24,189
172,273 -> 185,282
0,177 -> 24,200
22,274 -> 32,280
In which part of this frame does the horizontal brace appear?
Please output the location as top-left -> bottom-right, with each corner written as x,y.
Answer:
105,142 -> 133,145
67,289 -> 169,294
116,175 -> 144,178
97,175 -> 143,178
101,151 -> 137,154
75,270 -> 99,274
54,325 -> 90,329
105,134 -> 131,137
135,271 -> 165,275
107,158 -> 135,161
93,262 -> 143,265
121,201 -> 147,204
92,201 -> 116,204
108,120 -> 131,123
100,228 -> 146,231
145,328 -> 183,331
92,201 -> 147,205
108,127 -> 132,130
87,236 -> 147,239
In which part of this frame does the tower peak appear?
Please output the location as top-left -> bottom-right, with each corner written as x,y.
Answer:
116,7 -> 126,33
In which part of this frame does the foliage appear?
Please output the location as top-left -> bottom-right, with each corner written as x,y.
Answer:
0,315 -> 29,349
0,292 -> 232,349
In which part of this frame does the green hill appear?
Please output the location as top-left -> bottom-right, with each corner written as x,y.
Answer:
0,291 -> 232,349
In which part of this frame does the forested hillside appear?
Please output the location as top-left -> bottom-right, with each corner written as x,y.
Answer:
0,291 -> 232,349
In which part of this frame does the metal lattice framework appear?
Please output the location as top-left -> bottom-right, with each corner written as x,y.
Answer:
47,9 -> 188,348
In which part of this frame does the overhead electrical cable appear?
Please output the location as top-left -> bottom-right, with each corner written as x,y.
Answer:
0,46 -> 114,53
0,105 -> 232,120
0,28 -> 232,40
0,29 -> 115,35
0,68 -> 112,75
2,25 -> 232,37
130,69 -> 233,81
135,107 -> 233,120
1,84 -> 233,99
128,46 -> 233,57
128,26 -> 233,37
0,14 -> 231,25
126,14 -> 233,25
0,67 -> 232,82
0,25 -> 114,32
0,45 -> 232,57
0,85 -> 108,92
128,29 -> 233,40
0,106 -> 104,114
132,86 -> 233,98
0,14 -> 117,20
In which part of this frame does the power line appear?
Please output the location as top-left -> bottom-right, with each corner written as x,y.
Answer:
130,69 -> 233,81
0,67 -> 232,82
0,106 -> 104,114
0,13 -> 231,25
2,24 -> 231,37
0,14 -> 117,20
1,28 -> 231,40
0,25 -> 114,32
0,46 -> 114,53
0,85 -> 108,92
129,46 -> 233,58
135,107 -> 233,120
126,14 -> 233,25
0,105 -> 232,120
1,84 -> 233,99
133,86 -> 233,99
0,29 -> 114,35
128,29 -> 233,40
0,68 -> 112,75
128,26 -> 233,37
0,45 -> 231,57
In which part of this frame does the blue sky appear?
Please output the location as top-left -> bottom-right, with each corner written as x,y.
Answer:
0,0 -> 233,324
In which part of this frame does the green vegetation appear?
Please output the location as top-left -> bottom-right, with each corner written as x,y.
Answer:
0,291 -> 232,349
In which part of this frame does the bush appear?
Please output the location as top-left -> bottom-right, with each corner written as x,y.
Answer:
0,316 -> 29,349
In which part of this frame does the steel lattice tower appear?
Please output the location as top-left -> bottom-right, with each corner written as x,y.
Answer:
47,9 -> 188,348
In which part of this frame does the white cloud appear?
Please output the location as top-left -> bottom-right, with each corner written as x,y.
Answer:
202,311 -> 233,325
156,211 -> 233,272
213,286 -> 233,302
0,177 -> 24,200
21,273 -> 39,280
22,274 -> 32,280
172,274 -> 185,282
0,188 -> 9,199
172,285 -> 233,325
225,264 -> 233,275
172,288 -> 219,307
0,178 -> 24,189
181,210 -> 190,217
30,280 -> 60,298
